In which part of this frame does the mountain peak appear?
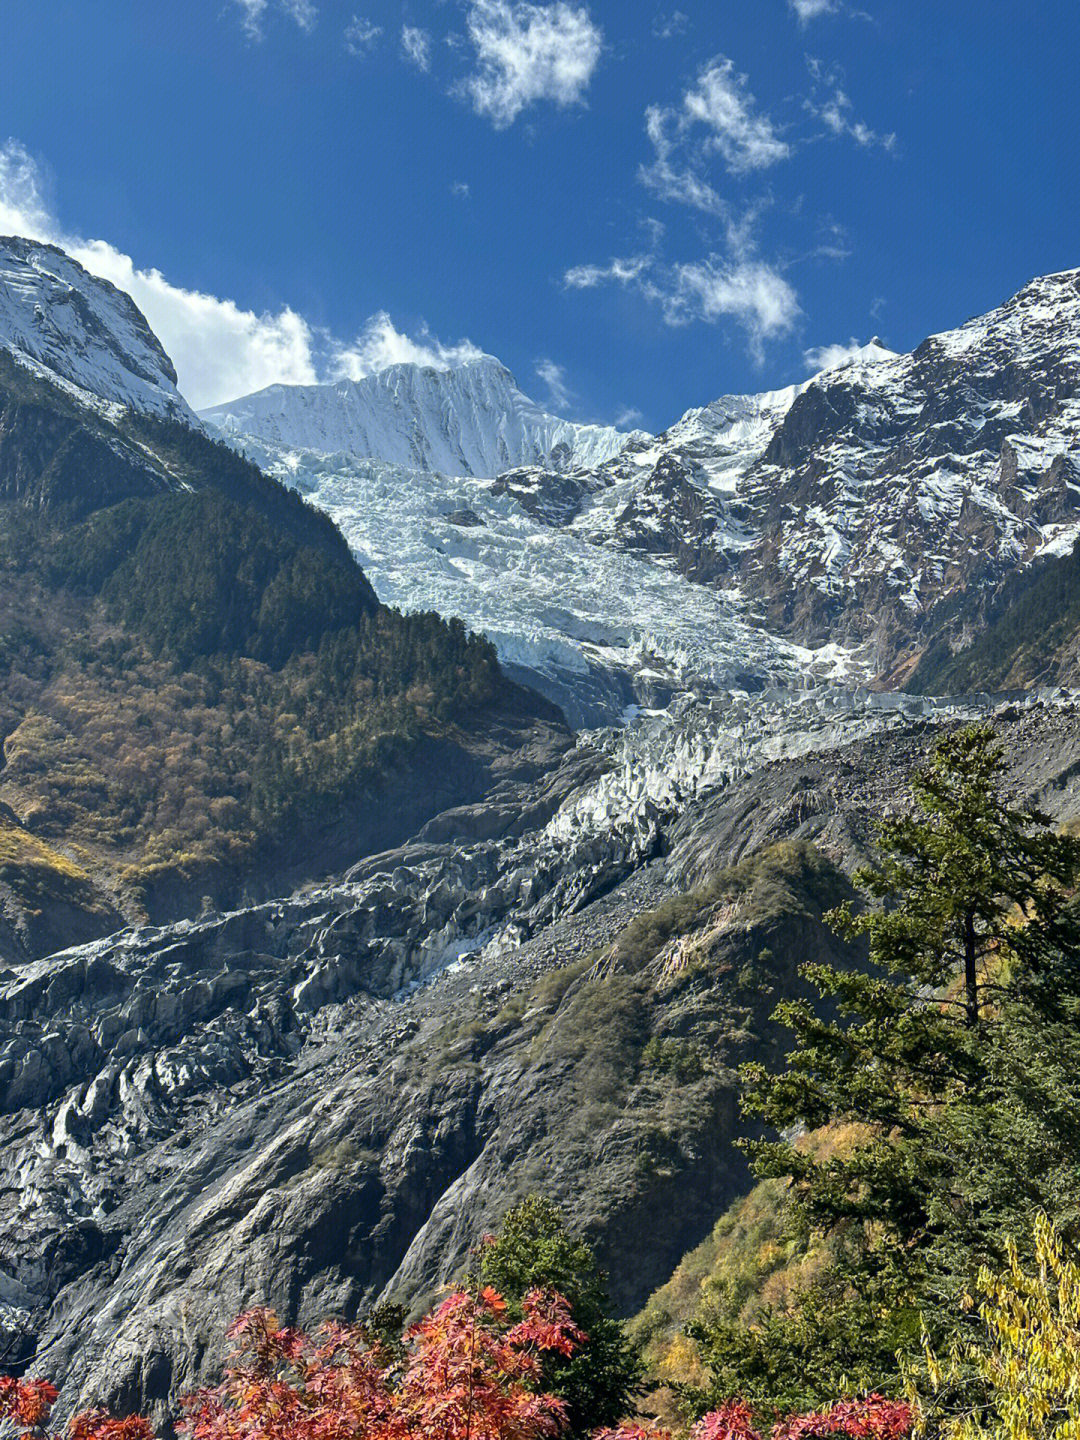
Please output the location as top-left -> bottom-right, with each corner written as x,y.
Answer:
0,236 -> 194,423
200,354 -> 640,477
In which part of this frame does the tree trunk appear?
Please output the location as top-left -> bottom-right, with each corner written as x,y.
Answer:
964,909 -> 979,1028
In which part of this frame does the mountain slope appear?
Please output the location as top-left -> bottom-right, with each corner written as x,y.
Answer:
0,242 -> 567,954
9,700 -> 1080,1418
200,356 -> 637,477
908,537 -> 1080,693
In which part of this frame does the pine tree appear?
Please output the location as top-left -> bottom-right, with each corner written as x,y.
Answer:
718,725 -> 1080,1399
472,1196 -> 644,1437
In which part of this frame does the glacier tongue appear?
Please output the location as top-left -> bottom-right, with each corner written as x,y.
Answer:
230,434 -> 860,726
0,236 -> 195,423
199,354 -> 640,478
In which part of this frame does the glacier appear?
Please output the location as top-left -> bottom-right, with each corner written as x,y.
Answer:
197,268 -> 1080,718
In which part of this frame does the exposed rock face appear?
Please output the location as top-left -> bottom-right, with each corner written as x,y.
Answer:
5,692 -> 1080,1422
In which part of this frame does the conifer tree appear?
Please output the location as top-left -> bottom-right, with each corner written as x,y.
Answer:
718,725 -> 1080,1399
473,1196 -> 644,1438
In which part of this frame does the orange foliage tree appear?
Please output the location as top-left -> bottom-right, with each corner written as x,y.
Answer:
2,1292 -> 912,1440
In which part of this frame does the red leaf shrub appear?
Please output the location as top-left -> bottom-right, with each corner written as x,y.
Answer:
2,1300 -> 910,1440
181,1288 -> 583,1440
770,1397 -> 912,1440
1,1377 -> 60,1432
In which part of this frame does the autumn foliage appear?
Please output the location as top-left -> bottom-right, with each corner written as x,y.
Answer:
594,1395 -> 911,1440
1,1291 -> 911,1440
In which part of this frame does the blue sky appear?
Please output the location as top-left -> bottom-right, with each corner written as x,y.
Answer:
0,0 -> 1075,428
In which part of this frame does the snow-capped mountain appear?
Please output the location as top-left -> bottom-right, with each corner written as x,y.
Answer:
4,234 -> 1077,720
208,271 -> 1080,713
199,355 -> 638,478
734,270 -> 1080,663
473,272 -> 1080,676
0,236 -> 194,422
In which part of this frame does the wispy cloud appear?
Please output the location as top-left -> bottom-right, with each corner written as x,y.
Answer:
563,254 -> 653,288
232,0 -> 316,39
344,15 -> 382,54
615,405 -> 645,428
789,0 -> 841,21
682,60 -> 790,172
282,0 -> 317,30
535,357 -> 573,410
567,53 -> 804,361
803,336 -> 896,370
0,141 -> 481,408
451,180 -> 471,198
459,0 -> 603,129
805,58 -> 895,150
640,107 -> 726,214
401,26 -> 433,71
640,58 -> 789,217
563,247 -> 799,361
660,259 -> 800,358
652,10 -> 689,38
331,312 -> 483,379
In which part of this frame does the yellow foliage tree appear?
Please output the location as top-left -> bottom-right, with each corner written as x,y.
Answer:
913,1213 -> 1080,1440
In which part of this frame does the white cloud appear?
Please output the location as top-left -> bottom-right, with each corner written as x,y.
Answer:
461,0 -> 603,129
563,254 -> 652,288
803,336 -> 896,371
639,107 -> 726,214
535,357 -> 572,410
790,0 -> 841,20
401,26 -> 433,71
615,405 -> 644,427
660,259 -> 800,358
451,180 -> 471,197
0,139 -> 53,238
683,60 -> 790,173
807,72 -> 896,151
233,0 -> 268,37
282,0 -> 317,30
652,10 -> 689,38
804,337 -> 865,370
0,140 -> 480,408
562,242 -> 799,360
232,0 -> 316,39
330,312 -> 483,379
640,58 -> 788,216
344,15 -> 382,54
